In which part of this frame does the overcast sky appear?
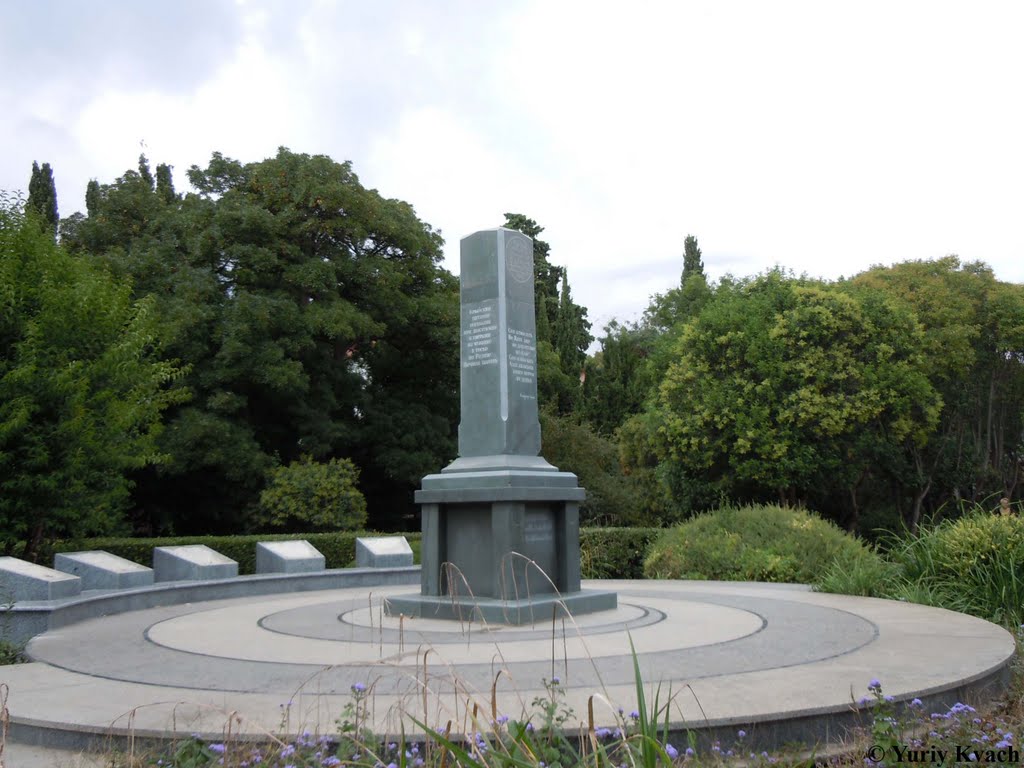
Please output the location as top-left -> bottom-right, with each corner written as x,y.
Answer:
3,0 -> 1022,335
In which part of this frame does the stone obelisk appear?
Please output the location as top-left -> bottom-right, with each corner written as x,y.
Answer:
385,228 -> 616,624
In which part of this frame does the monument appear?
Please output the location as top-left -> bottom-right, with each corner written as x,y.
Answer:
386,228 -> 617,623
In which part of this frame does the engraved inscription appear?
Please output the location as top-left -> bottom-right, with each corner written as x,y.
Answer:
524,511 -> 554,544
508,328 -> 536,395
462,305 -> 499,368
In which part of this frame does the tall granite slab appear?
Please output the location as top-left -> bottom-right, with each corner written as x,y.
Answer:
153,545 -> 238,582
386,228 -> 616,624
54,551 -> 154,590
0,557 -> 82,602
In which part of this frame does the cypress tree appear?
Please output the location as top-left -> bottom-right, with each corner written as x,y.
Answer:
27,161 -> 58,236
85,180 -> 101,218
681,234 -> 704,285
138,154 -> 154,189
155,163 -> 176,203
536,294 -> 551,344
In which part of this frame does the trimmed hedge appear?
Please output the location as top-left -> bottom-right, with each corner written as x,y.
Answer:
50,527 -> 661,580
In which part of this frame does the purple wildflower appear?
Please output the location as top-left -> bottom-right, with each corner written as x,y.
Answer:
665,744 -> 679,759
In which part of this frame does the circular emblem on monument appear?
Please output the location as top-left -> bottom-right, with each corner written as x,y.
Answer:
507,237 -> 533,284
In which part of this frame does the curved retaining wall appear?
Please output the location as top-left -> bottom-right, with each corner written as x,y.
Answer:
2,566 -> 420,646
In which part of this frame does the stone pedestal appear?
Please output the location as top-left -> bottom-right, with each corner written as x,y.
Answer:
385,228 -> 616,624
386,461 -> 616,624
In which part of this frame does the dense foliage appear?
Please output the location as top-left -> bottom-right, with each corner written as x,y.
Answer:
0,198 -> 185,557
257,455 -> 367,532
66,149 -> 460,534
817,502 -> 1024,627
6,148 -> 1024,543
643,504 -> 877,582
599,254 -> 1024,535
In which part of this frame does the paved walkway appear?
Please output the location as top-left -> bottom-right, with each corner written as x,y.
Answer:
1,580 -> 1015,761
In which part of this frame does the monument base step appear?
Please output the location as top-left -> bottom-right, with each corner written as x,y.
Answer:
383,589 -> 617,625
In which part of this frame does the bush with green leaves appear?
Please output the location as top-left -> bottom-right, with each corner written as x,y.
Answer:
818,504 -> 1024,627
257,455 -> 367,532
0,194 -> 186,559
580,527 -> 662,579
539,407 -> 643,526
644,503 -> 877,583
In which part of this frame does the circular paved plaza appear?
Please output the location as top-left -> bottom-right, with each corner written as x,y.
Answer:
5,580 -> 1015,751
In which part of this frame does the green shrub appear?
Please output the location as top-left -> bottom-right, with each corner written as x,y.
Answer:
890,510 -> 1024,626
643,504 -> 875,583
580,527 -> 662,579
540,409 -> 644,526
815,548 -> 895,597
257,456 -> 367,532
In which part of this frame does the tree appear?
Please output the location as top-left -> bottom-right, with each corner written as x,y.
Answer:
155,163 -> 176,203
27,161 -> 58,236
681,234 -> 704,283
79,148 -> 459,533
257,455 -> 366,532
852,257 -> 1024,524
503,213 -> 561,335
0,196 -> 185,558
539,407 -> 642,526
644,235 -> 711,332
138,154 -> 155,189
85,180 -> 100,218
653,270 -> 941,530
580,320 -> 656,435
553,269 -> 592,378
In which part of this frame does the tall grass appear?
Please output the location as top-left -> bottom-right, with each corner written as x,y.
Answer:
816,502 -> 1024,628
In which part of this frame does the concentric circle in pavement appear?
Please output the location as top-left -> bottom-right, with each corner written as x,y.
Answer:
8,580 -> 1015,750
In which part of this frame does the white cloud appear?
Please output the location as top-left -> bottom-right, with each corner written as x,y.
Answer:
2,0 -> 1022,336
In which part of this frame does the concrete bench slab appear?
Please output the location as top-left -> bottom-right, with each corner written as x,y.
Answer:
0,556 -> 81,602
255,540 -> 325,574
54,551 -> 154,591
356,536 -> 413,568
153,546 -> 238,582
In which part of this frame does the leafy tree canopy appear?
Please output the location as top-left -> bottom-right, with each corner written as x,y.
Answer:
74,148 -> 459,533
0,196 -> 186,556
652,269 -> 941,529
